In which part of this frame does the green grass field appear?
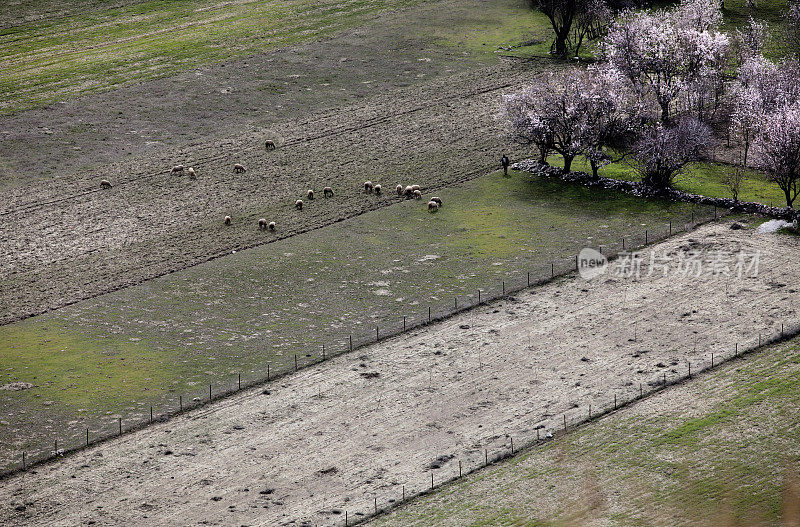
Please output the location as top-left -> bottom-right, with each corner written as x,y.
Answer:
546,153 -> 790,207
370,333 -> 800,526
0,169 -> 712,470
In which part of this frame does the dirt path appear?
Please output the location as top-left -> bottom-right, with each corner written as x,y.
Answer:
0,59 -> 545,326
1,222 -> 797,526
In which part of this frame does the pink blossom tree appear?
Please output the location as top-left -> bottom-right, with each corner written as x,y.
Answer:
601,0 -> 729,123
754,101 -> 800,207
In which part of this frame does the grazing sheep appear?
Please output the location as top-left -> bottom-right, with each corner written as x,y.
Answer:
428,200 -> 439,212
374,184 -> 382,195
404,185 -> 414,197
100,179 -> 112,189
265,139 -> 276,150
187,167 -> 197,180
224,216 -> 232,225
364,181 -> 374,193
413,190 -> 422,199
269,221 -> 276,231
323,186 -> 334,198
307,189 -> 315,200
295,199 -> 303,210
396,184 -> 403,196
170,165 -> 185,175
233,163 -> 247,174
430,196 -> 442,207
411,184 -> 421,192
258,218 -> 268,230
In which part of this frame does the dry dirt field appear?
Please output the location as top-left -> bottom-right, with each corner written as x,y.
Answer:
1,222 -> 797,526
0,59 -> 545,327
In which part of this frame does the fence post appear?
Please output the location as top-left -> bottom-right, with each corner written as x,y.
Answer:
478,290 -> 481,303
485,448 -> 488,466
267,364 -> 270,380
527,272 -> 530,286
322,344 -> 326,360
669,221 -> 672,236
294,354 -> 298,372
86,427 -> 89,447
455,297 -> 458,309
688,362 -> 691,378
22,452 -> 25,470
180,395 -> 183,412
511,437 -> 514,454
759,334 -> 761,347
551,262 -> 554,278
374,497 -> 377,515
735,343 -> 738,356
119,417 -> 122,436
431,473 -> 434,489
346,511 -> 348,526
563,414 -> 567,430
459,460 -> 462,477
639,383 -> 642,398
645,230 -> 648,244
575,254 -> 578,270
502,281 -> 505,295
622,237 -> 625,249
209,384 -> 212,401
376,326 -> 379,341
238,373 -> 241,390
711,353 -> 714,367
150,406 -> 153,424
403,485 -> 405,501
350,335 -> 353,351
403,316 -> 406,332
54,439 -> 58,455
614,394 -> 617,410
428,306 -> 431,323
589,404 -> 591,418
663,372 -> 666,386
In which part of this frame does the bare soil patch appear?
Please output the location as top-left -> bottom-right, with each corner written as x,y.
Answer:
1,222 -> 797,526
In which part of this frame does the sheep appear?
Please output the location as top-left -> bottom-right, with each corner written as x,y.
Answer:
411,184 -> 421,192
170,165 -> 185,175
224,216 -> 232,225
265,139 -> 276,150
364,180 -> 374,193
233,163 -> 247,174
404,185 -> 414,197
188,167 -> 197,180
307,189 -> 315,200
430,196 -> 442,207
258,218 -> 268,230
323,186 -> 334,198
295,199 -> 303,211
428,200 -> 439,212
374,184 -> 382,195
396,184 -> 403,196
268,221 -> 276,231
413,189 -> 422,200
100,179 -> 112,189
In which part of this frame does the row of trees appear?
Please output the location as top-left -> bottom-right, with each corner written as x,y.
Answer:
505,0 -> 800,207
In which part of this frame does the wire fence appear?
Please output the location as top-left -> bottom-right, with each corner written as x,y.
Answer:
0,203 -> 724,480
338,317 -> 800,527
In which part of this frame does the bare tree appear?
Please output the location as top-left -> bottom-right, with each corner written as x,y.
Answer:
723,166 -> 747,202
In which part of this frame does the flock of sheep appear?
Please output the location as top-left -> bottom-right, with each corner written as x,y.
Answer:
98,140 -> 442,235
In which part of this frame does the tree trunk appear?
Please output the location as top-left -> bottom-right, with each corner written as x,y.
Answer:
563,155 -> 574,173
591,160 -> 599,179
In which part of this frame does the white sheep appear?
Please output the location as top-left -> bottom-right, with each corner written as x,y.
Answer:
295,199 -> 303,211
364,181 -> 374,193
258,218 -> 268,230
170,165 -> 185,175
265,139 -> 276,150
428,200 -> 439,212
188,167 -> 197,179
374,184 -> 382,195
100,179 -> 112,189
307,189 -> 315,200
411,184 -> 421,192
396,184 -> 403,196
413,189 -> 422,199
233,163 -> 247,174
324,186 -> 334,198
269,221 -> 276,231
224,216 -> 232,225
404,185 -> 414,197
430,196 -> 442,207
